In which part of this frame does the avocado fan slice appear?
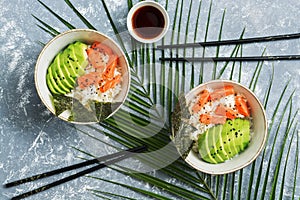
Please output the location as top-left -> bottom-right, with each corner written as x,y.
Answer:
198,118 -> 251,164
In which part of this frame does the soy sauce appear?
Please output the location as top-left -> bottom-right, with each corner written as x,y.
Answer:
132,6 -> 165,39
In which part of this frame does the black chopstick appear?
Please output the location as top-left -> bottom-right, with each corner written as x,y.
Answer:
4,145 -> 145,188
160,55 -> 300,62
6,145 -> 146,200
157,32 -> 300,49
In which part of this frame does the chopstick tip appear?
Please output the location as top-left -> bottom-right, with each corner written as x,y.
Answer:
3,182 -> 13,188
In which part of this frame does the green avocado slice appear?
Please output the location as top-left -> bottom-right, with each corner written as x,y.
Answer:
224,120 -> 239,156
71,42 -> 88,61
47,67 -> 67,94
233,118 -> 251,151
69,43 -> 88,76
198,118 -> 251,164
198,128 -> 218,164
46,41 -> 89,95
213,125 -> 229,161
50,62 -> 70,93
60,48 -> 79,78
55,52 -> 76,87
51,54 -> 73,91
211,126 -> 224,163
46,73 -> 59,94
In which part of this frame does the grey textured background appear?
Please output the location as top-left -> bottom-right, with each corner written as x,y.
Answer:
1,0 -> 299,199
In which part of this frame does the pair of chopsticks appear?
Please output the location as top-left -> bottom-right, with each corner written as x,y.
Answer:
158,32 -> 300,62
4,145 -> 147,200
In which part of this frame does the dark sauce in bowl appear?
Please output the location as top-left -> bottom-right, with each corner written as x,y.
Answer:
132,5 -> 165,39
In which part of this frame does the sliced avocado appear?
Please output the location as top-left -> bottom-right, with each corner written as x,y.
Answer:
223,120 -> 239,156
198,129 -> 217,164
213,125 -> 229,161
211,126 -> 224,163
198,118 -> 251,164
46,67 -> 66,94
46,41 -> 88,95
59,42 -> 88,79
46,73 -> 59,94
55,52 -> 76,87
50,62 -> 70,93
60,49 -> 78,79
241,119 -> 251,149
51,54 -> 73,90
69,44 -> 88,76
71,41 -> 88,61
219,121 -> 234,159
232,118 -> 251,151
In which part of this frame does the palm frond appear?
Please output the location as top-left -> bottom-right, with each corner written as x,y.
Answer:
190,0 -> 202,88
88,175 -> 175,200
199,0 -> 213,84
64,0 -> 96,30
32,14 -> 60,36
37,0 -> 75,29
292,129 -> 299,200
248,49 -> 266,91
35,0 -> 299,199
89,189 -> 138,200
217,28 -> 245,79
270,106 -> 298,199
212,8 -> 226,80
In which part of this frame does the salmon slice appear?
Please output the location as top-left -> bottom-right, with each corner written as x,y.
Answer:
209,85 -> 235,101
102,55 -> 118,80
192,89 -> 210,113
91,41 -> 114,56
235,95 -> 250,117
86,48 -> 106,71
99,74 -> 121,93
77,72 -> 101,89
199,114 -> 227,125
215,104 -> 239,120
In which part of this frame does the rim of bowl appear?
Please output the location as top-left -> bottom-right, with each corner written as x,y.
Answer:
178,80 -> 268,174
127,1 -> 170,43
34,29 -> 131,124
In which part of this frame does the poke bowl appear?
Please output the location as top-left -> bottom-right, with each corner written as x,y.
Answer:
171,80 -> 267,174
35,29 -> 130,124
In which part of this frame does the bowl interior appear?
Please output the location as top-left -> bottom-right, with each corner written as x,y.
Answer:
182,80 -> 267,174
35,29 -> 130,123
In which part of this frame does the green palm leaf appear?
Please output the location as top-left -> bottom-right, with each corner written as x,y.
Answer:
35,0 -> 299,199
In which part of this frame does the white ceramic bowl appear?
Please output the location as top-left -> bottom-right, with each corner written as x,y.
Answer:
174,80 -> 267,174
35,29 -> 130,124
127,1 -> 169,43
